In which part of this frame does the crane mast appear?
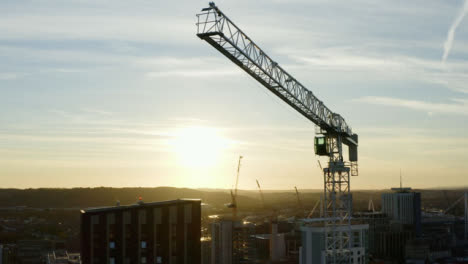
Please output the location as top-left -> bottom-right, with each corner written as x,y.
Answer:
197,3 -> 358,263
256,179 -> 266,209
295,186 -> 303,210
226,155 -> 243,219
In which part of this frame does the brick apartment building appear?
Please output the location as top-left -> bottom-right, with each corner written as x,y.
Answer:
81,199 -> 201,264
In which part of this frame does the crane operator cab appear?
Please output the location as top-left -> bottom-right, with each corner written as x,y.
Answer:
314,136 -> 329,156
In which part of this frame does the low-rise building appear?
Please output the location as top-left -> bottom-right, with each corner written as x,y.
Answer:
299,224 -> 369,264
17,240 -> 62,264
46,250 -> 81,264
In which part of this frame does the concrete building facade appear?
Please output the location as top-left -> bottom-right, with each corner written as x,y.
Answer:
210,220 -> 259,264
381,188 -> 422,235
382,189 -> 421,225
299,224 -> 369,264
211,221 -> 233,264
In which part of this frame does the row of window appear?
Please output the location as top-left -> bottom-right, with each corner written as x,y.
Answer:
109,256 -> 163,264
109,241 -> 147,249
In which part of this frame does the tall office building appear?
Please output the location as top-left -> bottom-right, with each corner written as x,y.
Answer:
81,199 -> 201,264
210,220 -> 258,264
211,221 -> 234,264
353,212 -> 389,257
381,187 -> 421,234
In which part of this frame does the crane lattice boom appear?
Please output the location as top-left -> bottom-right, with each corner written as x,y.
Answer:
196,2 -> 357,146
226,155 -> 243,219
256,179 -> 266,208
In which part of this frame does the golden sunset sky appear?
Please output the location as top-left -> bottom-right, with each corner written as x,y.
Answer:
1,0 -> 468,189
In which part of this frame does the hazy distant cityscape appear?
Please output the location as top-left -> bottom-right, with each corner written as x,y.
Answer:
0,187 -> 467,263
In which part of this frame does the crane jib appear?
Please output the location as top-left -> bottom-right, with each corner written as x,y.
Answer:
197,31 -> 357,147
196,7 -> 357,146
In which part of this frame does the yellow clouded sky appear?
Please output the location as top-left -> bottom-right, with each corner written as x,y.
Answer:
1,0 -> 468,189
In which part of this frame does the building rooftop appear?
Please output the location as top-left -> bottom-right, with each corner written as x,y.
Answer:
390,187 -> 413,193
300,224 -> 369,232
47,251 -> 81,264
81,198 -> 201,214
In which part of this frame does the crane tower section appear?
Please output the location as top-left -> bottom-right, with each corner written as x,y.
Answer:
197,2 -> 359,263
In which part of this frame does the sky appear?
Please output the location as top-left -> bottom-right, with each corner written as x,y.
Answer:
1,0 -> 468,190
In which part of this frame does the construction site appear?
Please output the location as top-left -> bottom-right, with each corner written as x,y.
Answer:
194,2 -> 468,264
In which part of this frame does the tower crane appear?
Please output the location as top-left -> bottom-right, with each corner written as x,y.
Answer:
196,3 -> 359,262
444,192 -> 466,214
307,198 -> 324,218
294,186 -> 304,210
226,155 -> 243,219
443,192 -> 467,241
256,179 -> 266,209
368,198 -> 375,213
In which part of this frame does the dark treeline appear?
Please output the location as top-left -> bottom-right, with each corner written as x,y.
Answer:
0,187 -> 243,209
0,187 -> 466,215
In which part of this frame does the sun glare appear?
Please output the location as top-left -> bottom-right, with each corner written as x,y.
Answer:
170,126 -> 230,168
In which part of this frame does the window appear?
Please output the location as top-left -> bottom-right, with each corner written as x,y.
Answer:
109,241 -> 115,249
141,256 -> 147,263
110,257 -> 116,264
141,241 -> 147,249
156,257 -> 162,264
171,224 -> 177,255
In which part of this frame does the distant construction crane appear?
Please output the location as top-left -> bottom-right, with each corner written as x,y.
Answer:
307,197 -> 323,218
443,190 -> 451,210
226,155 -> 243,219
197,3 -> 358,262
256,179 -> 266,209
368,198 -> 375,213
294,186 -> 303,210
443,192 -> 468,241
444,192 -> 465,214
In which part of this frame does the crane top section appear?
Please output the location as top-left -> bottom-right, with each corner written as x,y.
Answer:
196,2 -> 358,147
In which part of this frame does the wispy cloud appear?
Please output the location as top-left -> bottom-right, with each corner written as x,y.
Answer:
146,69 -> 239,79
277,46 -> 468,93
0,14 -> 192,43
442,0 -> 468,62
81,108 -> 113,116
138,57 -> 241,79
0,72 -> 20,80
355,96 -> 468,116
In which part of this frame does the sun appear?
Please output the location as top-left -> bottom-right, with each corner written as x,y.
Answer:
170,126 -> 231,168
